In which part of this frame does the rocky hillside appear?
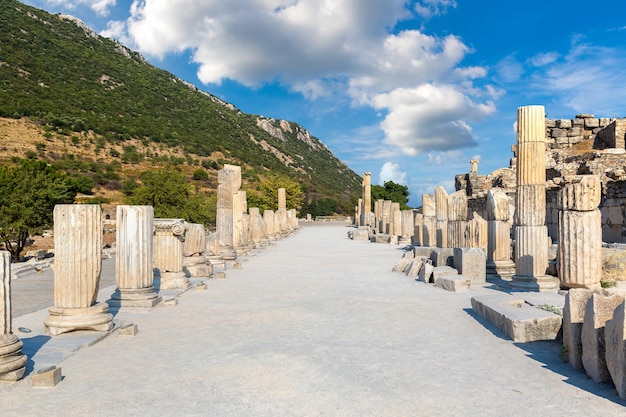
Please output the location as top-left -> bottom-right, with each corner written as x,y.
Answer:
0,0 -> 361,210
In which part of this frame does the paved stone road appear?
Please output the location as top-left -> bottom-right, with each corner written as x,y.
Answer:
1,223 -> 625,416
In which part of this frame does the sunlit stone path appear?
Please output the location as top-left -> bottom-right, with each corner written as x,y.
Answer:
1,223 -> 625,416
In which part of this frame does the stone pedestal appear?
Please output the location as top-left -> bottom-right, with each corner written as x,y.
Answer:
0,251 -> 26,381
45,205 -> 113,336
153,218 -> 189,290
206,231 -> 226,279
110,206 -> 161,308
511,105 -> 558,290
557,176 -> 602,289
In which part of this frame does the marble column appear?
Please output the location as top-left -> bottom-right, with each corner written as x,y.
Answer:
557,175 -> 602,289
465,212 -> 488,250
421,194 -> 436,247
233,191 -> 247,256
447,190 -> 468,248
264,209 -> 278,240
486,188 -> 515,280
381,200 -> 392,235
0,251 -> 26,381
361,172 -> 372,226
217,164 -> 241,261
45,205 -> 113,336
435,186 -> 449,248
153,218 -> 189,290
511,105 -> 559,290
374,200 -> 383,233
110,205 -> 161,308
277,188 -> 288,234
183,223 -> 211,279
400,210 -> 414,246
391,202 -> 402,237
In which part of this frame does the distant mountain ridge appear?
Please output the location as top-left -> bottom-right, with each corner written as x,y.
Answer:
0,0 -> 361,209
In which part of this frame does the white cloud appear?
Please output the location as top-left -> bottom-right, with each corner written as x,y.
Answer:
379,162 -> 408,185
38,0 -> 116,16
371,84 -> 495,155
414,0 -> 457,19
528,52 -> 559,67
117,0 -> 494,156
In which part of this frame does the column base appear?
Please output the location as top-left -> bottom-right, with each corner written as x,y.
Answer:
0,334 -> 26,381
486,260 -> 516,280
155,271 -> 189,290
44,302 -> 114,336
510,274 -> 560,291
220,246 -> 238,261
109,287 -> 161,308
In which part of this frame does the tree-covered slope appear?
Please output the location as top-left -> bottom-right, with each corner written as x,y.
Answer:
0,0 -> 361,205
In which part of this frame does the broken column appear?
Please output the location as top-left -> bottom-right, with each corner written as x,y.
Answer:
465,212 -> 488,251
153,218 -> 189,290
422,194 -> 436,247
413,212 -> 423,246
110,205 -> 161,308
557,175 -> 602,289
183,223 -> 211,278
381,200 -> 392,235
264,209 -> 278,240
277,188 -> 288,235
391,202 -> 402,241
447,190 -> 468,248
400,210 -> 414,246
233,191 -> 247,256
511,105 -> 559,290
249,207 -> 269,248
217,164 -> 241,261
361,172 -> 372,226
435,186 -> 449,248
0,251 -> 26,381
44,205 -> 113,335
486,188 -> 515,280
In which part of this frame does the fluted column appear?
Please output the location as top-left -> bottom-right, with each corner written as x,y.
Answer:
465,212 -> 488,250
400,210 -> 414,245
447,190 -> 468,248
557,175 -> 602,289
421,194 -> 436,247
413,213 -> 423,246
435,186 -> 448,248
511,105 -> 558,290
486,189 -> 515,279
45,205 -> 113,335
110,205 -> 161,308
0,251 -> 26,381
153,218 -> 189,290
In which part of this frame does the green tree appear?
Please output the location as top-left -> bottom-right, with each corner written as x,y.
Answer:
371,181 -> 411,210
247,174 -> 304,212
124,168 -> 214,225
0,159 -> 76,261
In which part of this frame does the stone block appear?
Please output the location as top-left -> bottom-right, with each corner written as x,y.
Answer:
392,251 -> 414,272
605,301 -> 626,399
430,248 -> 454,267
405,257 -> 425,277
453,248 -> 486,284
471,293 -> 562,342
563,289 -> 593,369
582,293 -> 624,383
32,366 -> 62,388
432,266 -> 458,282
435,274 -> 471,292
418,261 -> 434,284
371,234 -> 391,244
119,323 -> 139,336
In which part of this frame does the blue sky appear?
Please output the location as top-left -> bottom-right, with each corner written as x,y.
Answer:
20,0 -> 626,207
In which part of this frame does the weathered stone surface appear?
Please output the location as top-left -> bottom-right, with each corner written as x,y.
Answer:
602,247 -> 626,284
45,205 -> 113,335
563,288 -> 593,369
582,293 -> 624,383
453,247 -> 486,284
605,301 -> 626,399
153,218 -> 189,290
371,234 -> 391,244
471,293 -> 562,342
515,185 -> 546,226
405,257 -> 426,277
347,229 -> 369,240
0,251 -> 26,381
447,191 -> 468,221
32,366 -> 62,388
217,164 -> 241,260
110,206 -> 161,308
432,266 -> 458,282
435,274 -> 471,292
412,213 -> 423,246
422,194 -> 436,217
436,220 -> 448,248
435,186 -> 449,221
430,248 -> 454,267
392,251 -> 415,272
557,175 -> 602,211
465,212 -> 487,250
418,261 -> 435,283
557,209 -> 602,289
421,216 -> 436,247
360,172 -> 372,227
446,220 -> 466,249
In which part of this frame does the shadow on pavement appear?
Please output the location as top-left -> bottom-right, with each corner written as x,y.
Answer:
19,334 -> 51,377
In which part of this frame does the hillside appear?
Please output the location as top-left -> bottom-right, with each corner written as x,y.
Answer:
0,0 -> 361,211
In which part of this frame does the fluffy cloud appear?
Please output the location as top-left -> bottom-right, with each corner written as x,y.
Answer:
379,162 -> 408,186
115,0 -> 494,155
